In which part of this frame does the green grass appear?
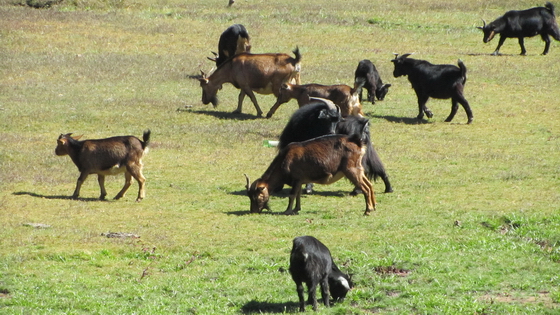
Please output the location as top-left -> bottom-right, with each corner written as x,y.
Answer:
1,0 -> 560,313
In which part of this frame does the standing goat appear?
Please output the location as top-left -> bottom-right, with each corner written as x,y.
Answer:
55,130 -> 150,201
354,59 -> 391,104
478,2 -> 560,55
289,236 -> 353,312
245,133 -> 377,216
391,53 -> 474,124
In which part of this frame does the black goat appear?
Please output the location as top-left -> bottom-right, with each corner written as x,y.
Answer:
354,59 -> 391,104
278,100 -> 341,150
208,24 -> 251,67
391,54 -> 473,124
478,2 -> 560,55
336,116 -> 393,193
278,100 -> 392,194
289,236 -> 353,312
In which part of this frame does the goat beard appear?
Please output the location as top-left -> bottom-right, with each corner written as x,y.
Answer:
485,31 -> 496,43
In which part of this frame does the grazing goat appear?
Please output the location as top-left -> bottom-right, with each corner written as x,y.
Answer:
267,82 -> 364,118
478,2 -> 560,55
278,100 -> 392,194
354,59 -> 391,104
289,236 -> 352,312
391,54 -> 474,124
199,47 -> 301,117
208,24 -> 251,66
55,130 -> 151,201
245,133 -> 376,216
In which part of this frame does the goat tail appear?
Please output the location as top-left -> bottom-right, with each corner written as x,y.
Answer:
458,59 -> 467,85
546,2 -> 555,16
353,76 -> 366,95
362,141 -> 388,182
142,129 -> 151,151
292,46 -> 302,64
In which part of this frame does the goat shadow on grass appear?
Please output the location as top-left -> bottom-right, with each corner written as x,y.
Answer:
369,114 -> 429,125
241,300 -> 300,314
187,109 -> 259,121
13,191 -> 102,202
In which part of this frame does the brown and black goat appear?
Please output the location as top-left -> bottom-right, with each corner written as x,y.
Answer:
55,130 -> 151,201
245,134 -> 376,216
266,82 -> 364,118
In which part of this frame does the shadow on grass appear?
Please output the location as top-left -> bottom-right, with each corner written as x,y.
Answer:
241,300 -> 299,314
229,189 -> 348,198
369,114 -> 429,125
13,191 -> 102,202
184,109 -> 259,121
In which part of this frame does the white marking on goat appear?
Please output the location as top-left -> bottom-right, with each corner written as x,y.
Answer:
338,276 -> 351,290
303,252 -> 309,261
98,164 -> 126,176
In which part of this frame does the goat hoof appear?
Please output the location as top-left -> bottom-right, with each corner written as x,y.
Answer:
350,189 -> 362,196
426,112 -> 434,118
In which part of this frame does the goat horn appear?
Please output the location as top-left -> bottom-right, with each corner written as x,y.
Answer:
481,19 -> 486,27
244,173 -> 251,191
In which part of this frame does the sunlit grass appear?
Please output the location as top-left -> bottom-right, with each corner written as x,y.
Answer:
0,0 -> 559,313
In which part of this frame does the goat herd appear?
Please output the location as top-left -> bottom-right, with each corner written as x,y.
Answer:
53,2 -> 560,311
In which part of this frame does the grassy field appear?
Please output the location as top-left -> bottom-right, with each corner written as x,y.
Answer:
1,0 -> 559,313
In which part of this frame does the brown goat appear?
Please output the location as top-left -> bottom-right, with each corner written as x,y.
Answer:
199,47 -> 301,117
267,82 -> 364,118
55,130 -> 151,201
245,134 -> 376,216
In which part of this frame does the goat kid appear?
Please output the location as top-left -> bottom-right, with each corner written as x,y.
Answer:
245,134 -> 376,216
354,59 -> 391,104
55,130 -> 150,201
391,53 -> 474,124
289,236 -> 353,312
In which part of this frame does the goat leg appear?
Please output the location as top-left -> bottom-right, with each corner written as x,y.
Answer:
541,33 -> 551,55
233,90 -> 246,114
240,89 -> 263,117
296,282 -> 305,312
518,37 -> 527,55
492,36 -> 507,55
308,281 -> 319,311
284,183 -> 302,215
320,278 -> 330,308
97,174 -> 107,200
72,172 -> 88,199
114,172 -> 133,200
